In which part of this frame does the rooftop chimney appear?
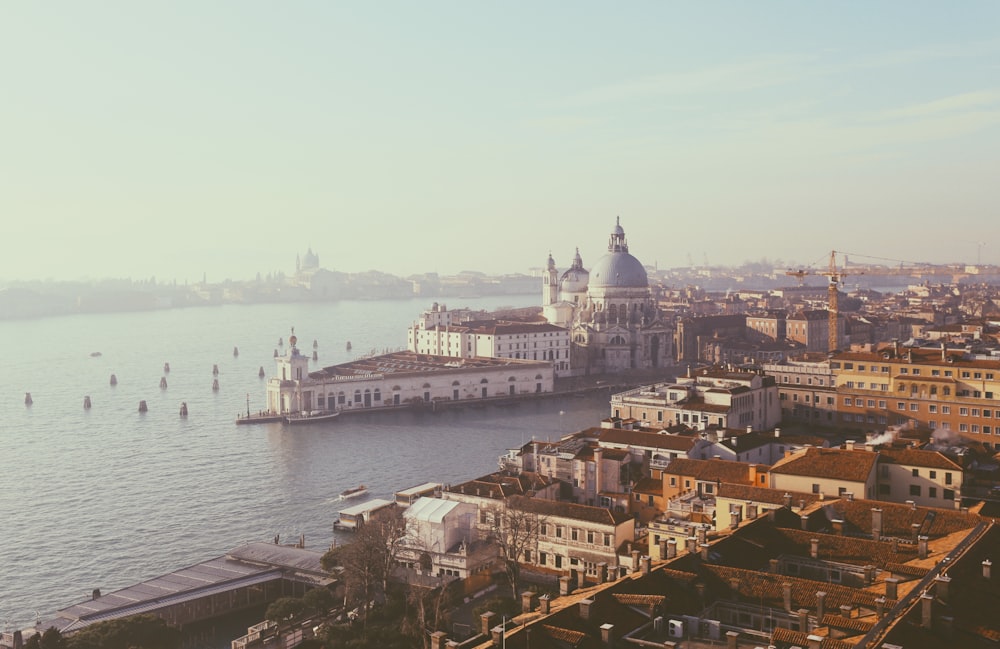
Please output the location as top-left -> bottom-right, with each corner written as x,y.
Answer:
641,555 -> 652,575
774,427 -> 781,438
984,559 -> 993,580
538,594 -> 551,615
845,440 -> 855,451
810,538 -> 819,559
430,631 -> 448,649
480,612 -> 496,638
921,591 -> 934,629
918,535 -> 929,559
521,591 -> 535,614
872,508 -> 883,540
875,596 -> 886,619
783,582 -> 793,612
600,623 -> 615,649
579,598 -> 594,620
885,578 -> 899,600
934,574 -> 951,603
666,538 -> 677,559
840,604 -> 852,619
816,592 -> 827,620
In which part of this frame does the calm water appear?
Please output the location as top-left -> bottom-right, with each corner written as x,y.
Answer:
0,297 -> 608,629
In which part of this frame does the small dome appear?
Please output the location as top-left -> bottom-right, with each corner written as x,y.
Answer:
560,267 -> 589,293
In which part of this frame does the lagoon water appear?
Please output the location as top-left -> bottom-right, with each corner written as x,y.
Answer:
0,296 -> 609,629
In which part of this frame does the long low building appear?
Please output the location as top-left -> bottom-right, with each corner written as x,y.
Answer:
266,344 -> 555,415
42,543 -> 332,636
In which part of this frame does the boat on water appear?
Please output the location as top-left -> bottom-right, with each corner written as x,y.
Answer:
235,412 -> 283,425
283,410 -> 341,425
339,484 -> 368,500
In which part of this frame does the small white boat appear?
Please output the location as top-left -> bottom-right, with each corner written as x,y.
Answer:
284,410 -> 341,425
339,485 -> 368,500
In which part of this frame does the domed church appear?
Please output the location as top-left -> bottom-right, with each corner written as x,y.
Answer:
542,218 -> 673,375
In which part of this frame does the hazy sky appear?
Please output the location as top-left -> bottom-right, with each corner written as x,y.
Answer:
2,2 -> 998,283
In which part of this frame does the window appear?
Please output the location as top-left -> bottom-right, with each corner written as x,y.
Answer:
897,402 -> 906,410
844,397 -> 852,406
812,484 -> 820,494
961,407 -> 969,415
942,406 -> 950,414
944,488 -> 955,500
912,468 -> 919,477
929,405 -> 937,413
910,404 -> 919,411
587,530 -> 595,544
879,400 -> 887,408
929,487 -> 937,498
909,485 -> 921,496
868,399 -> 876,407
555,526 -> 563,538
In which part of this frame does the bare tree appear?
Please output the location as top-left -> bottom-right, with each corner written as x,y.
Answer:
323,506 -> 408,633
485,499 -> 546,598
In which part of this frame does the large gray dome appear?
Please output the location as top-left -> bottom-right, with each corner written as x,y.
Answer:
590,252 -> 647,288
589,218 -> 648,288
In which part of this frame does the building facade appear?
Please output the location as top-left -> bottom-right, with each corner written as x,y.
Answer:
832,345 -> 1000,449
266,341 -> 554,415
542,219 -> 672,374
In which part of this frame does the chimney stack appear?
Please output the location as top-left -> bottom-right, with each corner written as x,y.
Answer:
700,543 -> 710,562
480,612 -> 496,638
641,555 -> 652,575
984,559 -> 993,580
871,508 -> 883,540
559,576 -> 572,596
783,582 -> 793,612
816,592 -> 827,620
579,598 -> 594,620
769,558 -> 780,574
918,535 -> 929,559
521,591 -> 535,614
885,578 -> 899,600
875,596 -> 886,619
935,574 -> 951,602
810,538 -> 819,559
538,594 -> 551,615
600,623 -> 615,649
666,538 -> 677,559
431,631 -> 448,649
921,591 -> 934,629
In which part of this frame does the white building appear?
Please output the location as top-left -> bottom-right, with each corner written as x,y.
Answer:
266,338 -> 554,415
542,219 -> 673,375
408,305 -> 572,376
609,368 -> 780,432
398,497 -> 495,580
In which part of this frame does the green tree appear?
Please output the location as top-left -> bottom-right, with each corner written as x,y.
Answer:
302,587 -> 337,615
265,597 -> 306,624
64,615 -> 180,649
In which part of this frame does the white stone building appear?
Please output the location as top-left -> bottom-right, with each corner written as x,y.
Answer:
542,219 -> 673,375
266,339 -> 554,415
408,304 -> 572,376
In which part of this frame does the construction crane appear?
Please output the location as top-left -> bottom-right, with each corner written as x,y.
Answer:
785,251 -> 964,353
785,251 -> 845,353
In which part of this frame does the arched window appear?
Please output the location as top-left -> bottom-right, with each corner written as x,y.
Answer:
374,388 -> 381,401
480,378 -> 489,384
452,380 -> 461,386
354,389 -> 361,401
508,376 -> 516,382
608,304 -> 617,321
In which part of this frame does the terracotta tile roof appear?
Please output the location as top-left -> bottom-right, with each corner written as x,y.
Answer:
598,428 -> 697,452
507,495 -> 633,526
539,625 -> 587,646
774,528 -> 918,567
716,483 -> 820,507
823,499 -> 982,539
703,564 -> 898,612
877,448 -> 962,471
769,447 -> 877,483
821,613 -> 875,633
632,477 -> 661,495
771,627 -> 855,649
664,458 -> 763,485
610,593 -> 666,609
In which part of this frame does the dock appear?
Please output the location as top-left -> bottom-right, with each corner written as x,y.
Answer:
334,499 -> 394,531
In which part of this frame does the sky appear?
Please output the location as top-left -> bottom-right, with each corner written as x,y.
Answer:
1,2 -> 999,283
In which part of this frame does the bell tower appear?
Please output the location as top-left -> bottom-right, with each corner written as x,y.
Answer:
542,252 -> 559,306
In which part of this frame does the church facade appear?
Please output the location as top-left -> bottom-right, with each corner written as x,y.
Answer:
542,219 -> 673,375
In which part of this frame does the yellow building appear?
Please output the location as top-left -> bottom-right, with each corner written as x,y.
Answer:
832,344 -> 1000,449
